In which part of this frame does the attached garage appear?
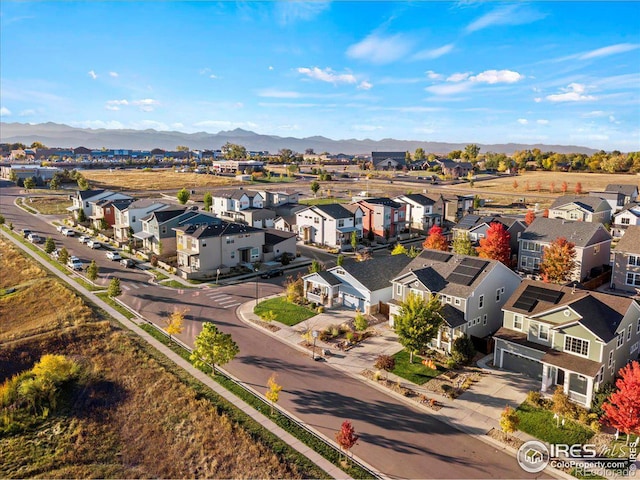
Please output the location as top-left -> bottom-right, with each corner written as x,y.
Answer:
342,292 -> 364,311
501,351 -> 543,381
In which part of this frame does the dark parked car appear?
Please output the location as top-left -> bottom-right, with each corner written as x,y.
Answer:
120,258 -> 136,268
261,268 -> 284,279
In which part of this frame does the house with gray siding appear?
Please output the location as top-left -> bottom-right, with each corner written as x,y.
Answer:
611,202 -> 640,238
388,249 -> 522,353
518,217 -> 611,282
296,203 -> 363,249
610,225 -> 640,294
494,280 -> 640,408
302,255 -> 413,314
548,195 -> 612,224
453,214 -> 525,256
393,193 -> 441,233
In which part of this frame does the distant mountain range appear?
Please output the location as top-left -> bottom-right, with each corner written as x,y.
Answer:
1,122 -> 599,155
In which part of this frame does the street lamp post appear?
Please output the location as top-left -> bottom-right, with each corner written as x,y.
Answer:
312,330 -> 318,360
255,268 -> 259,306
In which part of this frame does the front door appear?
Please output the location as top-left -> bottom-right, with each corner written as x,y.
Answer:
556,368 -> 565,386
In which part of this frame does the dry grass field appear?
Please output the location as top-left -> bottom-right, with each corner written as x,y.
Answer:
25,195 -> 72,215
81,169 -> 238,191
0,238 -> 313,479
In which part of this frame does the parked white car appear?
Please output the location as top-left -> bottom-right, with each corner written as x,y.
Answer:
61,228 -> 75,237
79,235 -> 91,244
56,224 -> 66,232
67,257 -> 83,270
87,240 -> 101,249
106,251 -> 121,261
28,233 -> 43,244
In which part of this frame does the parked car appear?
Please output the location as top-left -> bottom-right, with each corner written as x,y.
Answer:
28,233 -> 43,244
120,258 -> 136,268
21,229 -> 32,238
106,251 -> 122,261
78,235 -> 91,244
261,268 -> 284,279
67,257 -> 83,270
61,228 -> 75,237
56,224 -> 66,232
87,240 -> 101,249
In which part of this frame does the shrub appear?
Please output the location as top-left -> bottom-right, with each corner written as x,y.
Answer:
151,255 -> 159,267
590,382 -> 615,417
526,390 -> 542,406
373,370 -> 382,381
446,358 -> 458,369
374,355 -> 395,372
319,329 -> 331,341
354,311 -> 368,331
451,335 -> 475,365
330,326 -> 340,337
260,310 -> 277,322
317,306 -> 324,314
500,405 -> 520,434
345,331 -> 354,343
279,252 -> 292,266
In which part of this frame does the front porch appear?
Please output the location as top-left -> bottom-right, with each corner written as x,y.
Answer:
303,271 -> 342,308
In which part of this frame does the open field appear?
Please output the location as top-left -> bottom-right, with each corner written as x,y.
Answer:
0,239 -> 317,479
81,169 -> 239,191
24,195 -> 72,215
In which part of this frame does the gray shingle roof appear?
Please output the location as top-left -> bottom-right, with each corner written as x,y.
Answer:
397,194 -> 435,206
181,221 -> 262,239
340,255 -> 413,291
613,225 -> 640,254
605,184 -> 638,196
360,197 -> 403,208
317,271 -> 342,286
441,304 -> 466,328
520,217 -> 611,247
310,203 -> 354,219
142,207 -> 189,224
264,228 -> 296,246
78,189 -> 105,200
550,195 -> 607,212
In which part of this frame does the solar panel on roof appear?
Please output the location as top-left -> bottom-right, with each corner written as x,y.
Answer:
446,273 -> 471,286
421,250 -> 453,263
446,257 -> 490,286
512,285 -> 564,312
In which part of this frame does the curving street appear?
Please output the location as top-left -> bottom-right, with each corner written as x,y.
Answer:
0,181 -> 544,479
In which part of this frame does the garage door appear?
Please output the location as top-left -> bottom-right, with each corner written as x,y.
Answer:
343,293 -> 364,310
501,351 -> 543,380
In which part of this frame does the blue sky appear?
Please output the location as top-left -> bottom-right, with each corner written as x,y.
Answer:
1,1 -> 639,151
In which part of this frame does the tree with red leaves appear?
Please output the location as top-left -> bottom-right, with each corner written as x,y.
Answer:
476,222 -> 511,265
540,237 -> 576,284
524,210 -> 536,226
423,225 -> 449,251
543,209 -> 549,218
574,182 -> 583,194
561,181 -> 568,194
336,420 -> 359,461
601,361 -> 640,444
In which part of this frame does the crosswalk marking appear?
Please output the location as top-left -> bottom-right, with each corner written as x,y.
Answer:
121,284 -> 130,291
207,293 -> 229,300
221,302 -> 240,309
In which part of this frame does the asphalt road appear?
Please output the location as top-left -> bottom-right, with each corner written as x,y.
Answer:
0,181 -> 543,479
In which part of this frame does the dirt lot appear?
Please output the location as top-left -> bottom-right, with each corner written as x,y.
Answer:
24,195 -> 72,215
0,236 -> 314,479
81,169 -> 239,191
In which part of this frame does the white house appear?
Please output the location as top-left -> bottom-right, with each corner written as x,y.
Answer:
296,203 -> 363,249
113,199 -> 169,244
393,193 -> 441,232
548,195 -> 612,224
611,202 -> 640,238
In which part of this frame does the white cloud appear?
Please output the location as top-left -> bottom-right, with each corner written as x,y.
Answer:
466,4 -> 546,33
105,99 -> 129,111
546,83 -> 596,102
274,1 -> 329,25
579,43 -> 639,60
259,89 -> 303,98
425,82 -> 472,95
582,110 -> 607,118
609,116 -> 621,124
297,67 -> 357,84
447,72 -> 471,82
209,74 -> 218,79
426,70 -> 443,80
413,43 -> 454,60
358,81 -> 373,90
258,102 -> 331,108
132,98 -> 159,111
19,109 -> 36,116
352,124 -> 382,132
537,119 -> 549,125
534,97 -> 542,103
0,107 -> 11,116
109,71 -> 119,77
268,66 -> 274,70
469,69 -> 523,84
517,118 -> 528,125
346,33 -> 413,64
88,70 -> 98,80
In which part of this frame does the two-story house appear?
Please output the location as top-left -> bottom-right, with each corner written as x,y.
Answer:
371,152 -> 406,170
427,193 -> 475,223
388,249 -> 522,353
89,197 -> 134,231
136,208 -> 218,256
610,225 -> 640,294
303,255 -> 413,313
437,159 -> 474,179
453,214 -> 526,256
356,198 -> 407,241
393,193 -> 441,233
590,184 -> 639,213
69,189 -> 131,220
274,203 -> 307,233
211,188 -> 276,227
611,202 -> 640,238
548,195 -> 612,224
494,279 -> 640,408
112,199 -> 169,244
174,221 -> 265,279
296,204 -> 363,249
518,218 -> 612,282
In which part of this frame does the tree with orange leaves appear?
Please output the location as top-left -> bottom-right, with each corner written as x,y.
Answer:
539,237 -> 576,284
524,210 -> 536,226
476,222 -> 511,266
423,225 -> 449,251
601,361 -> 640,444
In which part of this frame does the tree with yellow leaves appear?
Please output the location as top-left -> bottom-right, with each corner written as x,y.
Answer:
165,307 -> 188,342
265,373 -> 283,415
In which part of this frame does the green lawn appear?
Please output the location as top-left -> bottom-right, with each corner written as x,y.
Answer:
160,279 -> 193,289
391,349 -> 443,385
254,297 -> 316,326
299,197 -> 349,206
516,402 -> 595,445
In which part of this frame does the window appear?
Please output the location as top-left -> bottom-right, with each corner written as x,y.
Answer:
621,217 -> 631,225
161,226 -> 167,234
396,284 -> 402,296
637,318 -> 640,334
564,336 -> 589,357
617,331 -> 625,348
496,287 -> 504,302
608,350 -> 614,367
628,324 -> 633,342
631,341 -> 639,354
468,320 -> 472,328
479,295 -> 484,309
539,324 -> 549,341
483,315 -> 487,326
314,217 -> 319,224
523,241 -> 542,252
132,216 -> 136,222
446,296 -> 452,304
226,237 -> 234,244
629,255 -> 640,266
626,272 -> 640,286
513,315 -> 523,331
454,298 -> 461,306
338,219 -> 345,227
594,245 -> 600,255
